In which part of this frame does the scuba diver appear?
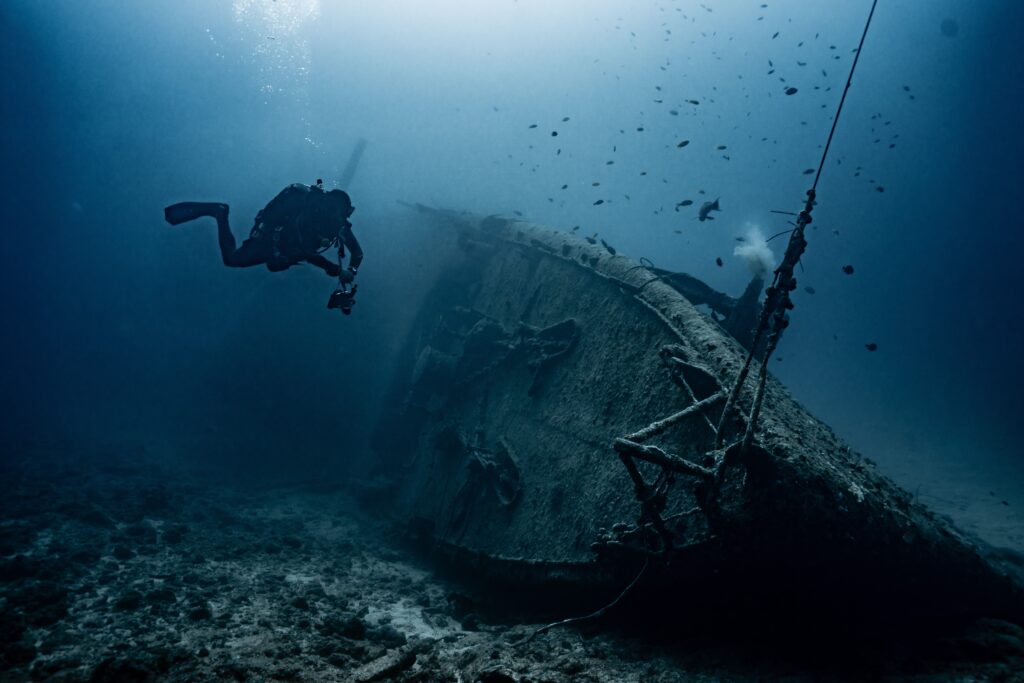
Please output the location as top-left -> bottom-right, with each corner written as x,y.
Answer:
163,180 -> 362,314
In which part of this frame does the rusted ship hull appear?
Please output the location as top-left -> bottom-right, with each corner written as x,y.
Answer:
372,206 -> 1023,622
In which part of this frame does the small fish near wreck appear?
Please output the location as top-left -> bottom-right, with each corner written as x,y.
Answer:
698,198 -> 721,221
374,204 -> 1024,626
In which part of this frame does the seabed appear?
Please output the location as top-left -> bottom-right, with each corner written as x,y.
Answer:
2,441 -> 1023,682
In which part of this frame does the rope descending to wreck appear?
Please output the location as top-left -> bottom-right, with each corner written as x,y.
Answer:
524,558 -> 650,644
533,0 -> 881,642
716,0 -> 879,451
738,191 -> 814,451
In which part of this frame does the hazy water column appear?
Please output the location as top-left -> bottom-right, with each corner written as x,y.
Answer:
231,0 -> 323,168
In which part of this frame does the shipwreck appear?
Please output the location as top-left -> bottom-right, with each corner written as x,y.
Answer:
365,2 -> 1022,628
368,203 -> 1024,627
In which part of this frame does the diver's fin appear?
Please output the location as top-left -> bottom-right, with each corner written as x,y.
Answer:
164,202 -> 228,226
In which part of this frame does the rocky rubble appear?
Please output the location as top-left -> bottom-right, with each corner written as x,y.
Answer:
1,441 -> 1023,682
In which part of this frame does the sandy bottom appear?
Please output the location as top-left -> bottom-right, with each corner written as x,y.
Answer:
871,447 -> 1024,558
2,440 -> 1023,682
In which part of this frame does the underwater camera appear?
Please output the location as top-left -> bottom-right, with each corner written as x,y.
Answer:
327,284 -> 357,315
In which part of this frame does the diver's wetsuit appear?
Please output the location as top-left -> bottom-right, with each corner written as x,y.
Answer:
165,184 -> 362,276
214,208 -> 275,269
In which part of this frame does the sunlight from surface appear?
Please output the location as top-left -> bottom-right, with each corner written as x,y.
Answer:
233,0 -> 320,36
232,0 -> 321,145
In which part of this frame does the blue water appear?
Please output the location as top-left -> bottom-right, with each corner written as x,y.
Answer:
2,0 -> 1022,522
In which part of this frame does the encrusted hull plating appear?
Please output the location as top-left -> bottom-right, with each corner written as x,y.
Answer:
372,206 -> 1024,621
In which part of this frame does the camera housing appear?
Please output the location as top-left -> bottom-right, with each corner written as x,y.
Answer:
327,285 -> 358,315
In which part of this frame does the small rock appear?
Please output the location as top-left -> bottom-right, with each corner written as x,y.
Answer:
146,588 -> 176,604
327,653 -> 350,668
352,647 -> 417,683
114,590 -> 143,611
476,668 -> 517,683
10,581 -> 68,626
188,605 -> 212,621
559,658 -> 587,675
69,548 -> 102,565
313,638 -> 337,658
369,624 -> 407,647
88,657 -> 154,682
58,502 -> 113,528
318,615 -> 367,640
162,524 -> 188,544
30,655 -> 82,679
111,545 -> 134,561
216,663 -> 248,681
38,628 -> 74,655
123,522 -> 149,538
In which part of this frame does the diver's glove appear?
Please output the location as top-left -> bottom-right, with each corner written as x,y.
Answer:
339,267 -> 356,284
323,262 -> 341,277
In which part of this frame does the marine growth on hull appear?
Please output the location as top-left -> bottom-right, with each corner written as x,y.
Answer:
372,207 -> 1024,630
